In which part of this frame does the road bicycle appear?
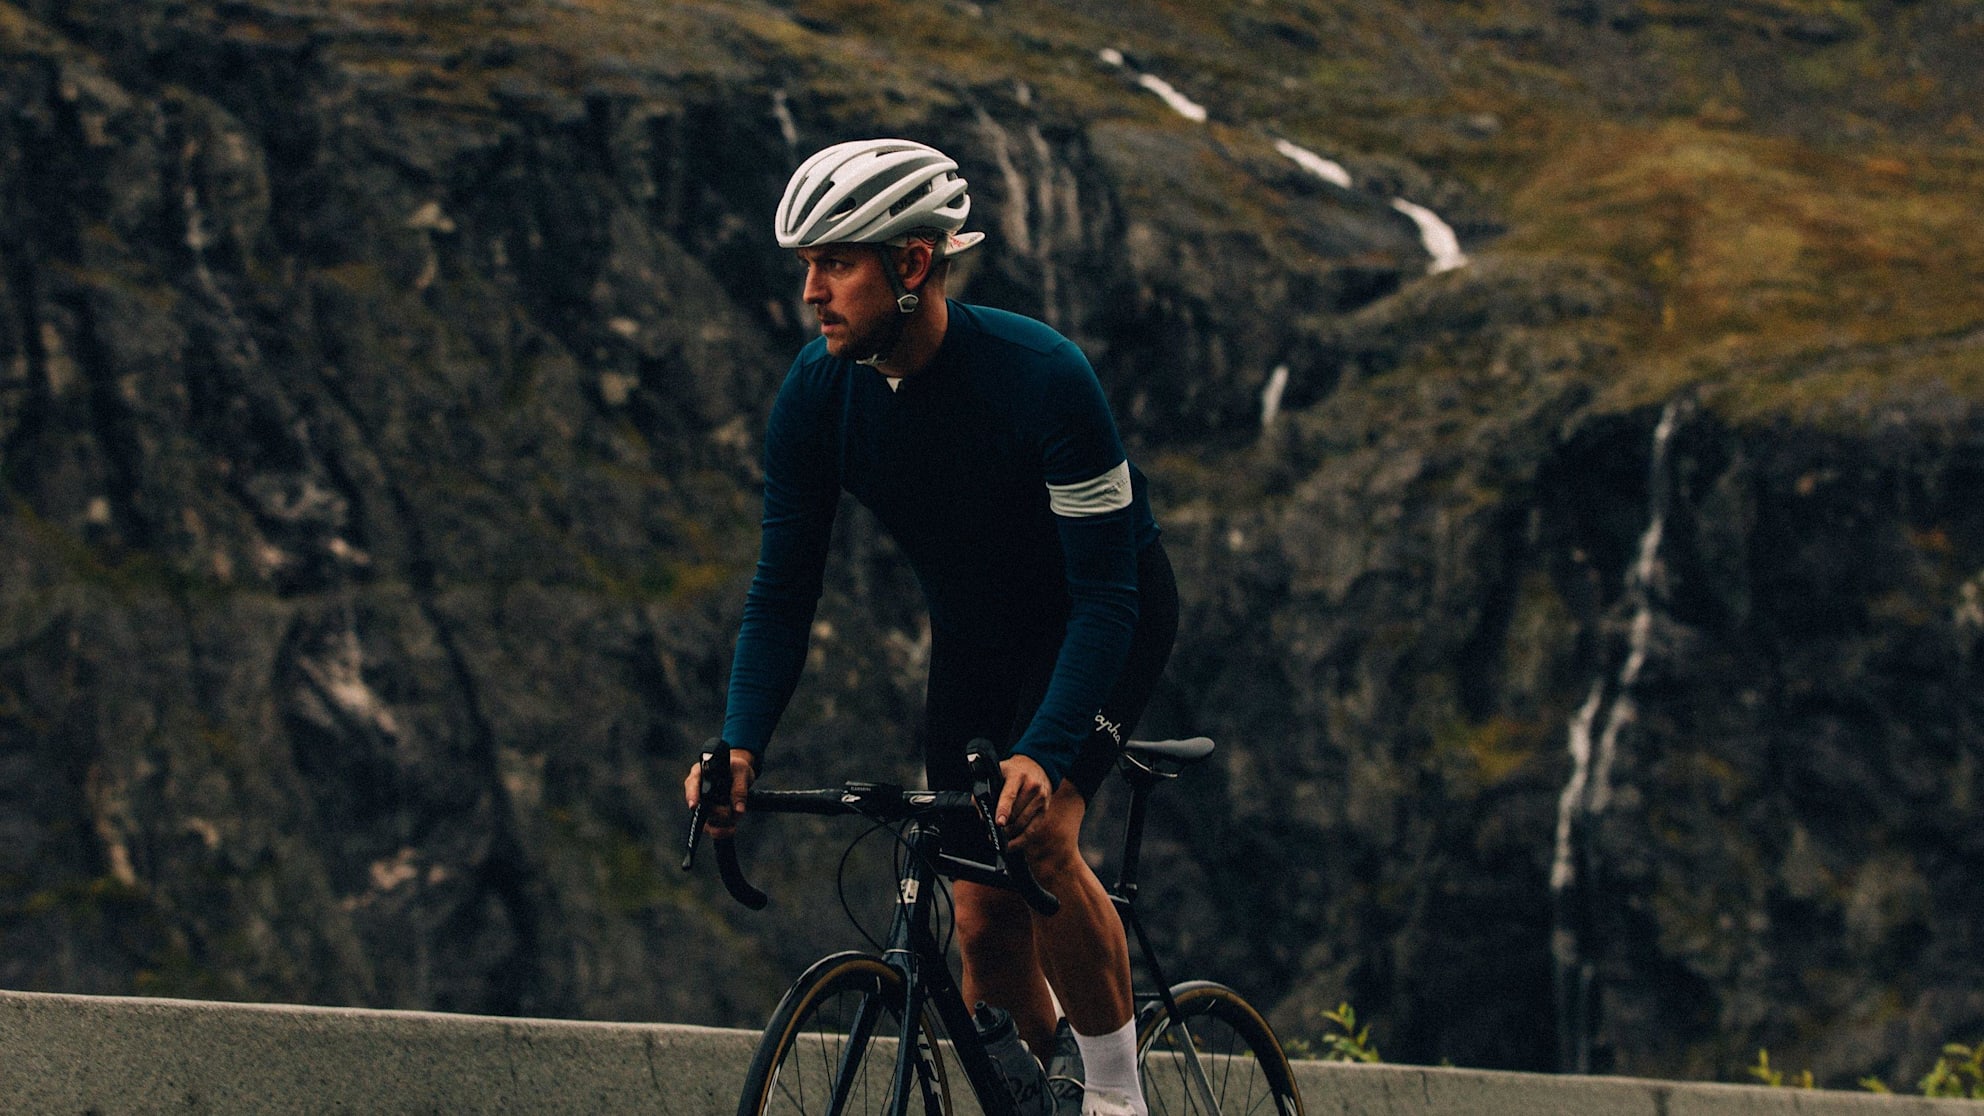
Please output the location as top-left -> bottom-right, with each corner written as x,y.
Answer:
683,735 -> 1305,1116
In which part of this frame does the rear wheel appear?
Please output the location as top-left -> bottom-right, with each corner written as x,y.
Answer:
739,952 -> 952,1116
1137,982 -> 1303,1116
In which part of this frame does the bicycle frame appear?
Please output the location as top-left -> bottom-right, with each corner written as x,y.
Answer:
1111,760 -> 1223,1114
696,738 -> 1250,1116
890,770 -> 1222,1116
877,815 -> 1025,1116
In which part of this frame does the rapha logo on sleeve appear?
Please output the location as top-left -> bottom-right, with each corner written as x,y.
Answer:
1094,712 -> 1123,746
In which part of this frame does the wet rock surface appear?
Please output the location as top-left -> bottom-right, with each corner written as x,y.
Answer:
2,0 -> 1981,1090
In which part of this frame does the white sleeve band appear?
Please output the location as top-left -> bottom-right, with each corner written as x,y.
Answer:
1046,460 -> 1132,517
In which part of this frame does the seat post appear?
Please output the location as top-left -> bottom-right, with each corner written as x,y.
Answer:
1110,774 -> 1156,903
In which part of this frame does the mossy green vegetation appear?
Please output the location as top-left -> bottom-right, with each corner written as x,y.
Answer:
1917,1043 -> 1984,1100
1309,1012 -> 1984,1100
1505,119 -> 1984,422
1749,1047 -> 1817,1090
1287,1000 -> 1385,1063
176,0 -> 1982,444
1435,714 -> 1544,786
530,0 -> 1984,442
1758,1041 -> 1984,1099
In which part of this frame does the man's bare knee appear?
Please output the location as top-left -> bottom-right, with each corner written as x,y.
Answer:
1010,785 -> 1093,891
954,881 -> 1033,957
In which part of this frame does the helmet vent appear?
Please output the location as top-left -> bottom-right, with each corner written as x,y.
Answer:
774,139 -> 976,250
796,178 -> 840,227
887,180 -> 933,218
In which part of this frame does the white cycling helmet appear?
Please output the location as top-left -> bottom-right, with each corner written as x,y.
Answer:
775,138 -> 985,255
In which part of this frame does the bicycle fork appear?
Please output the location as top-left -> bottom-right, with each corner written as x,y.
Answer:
883,820 -> 1028,1116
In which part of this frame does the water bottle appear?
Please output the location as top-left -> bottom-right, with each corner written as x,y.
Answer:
974,1001 -> 1051,1116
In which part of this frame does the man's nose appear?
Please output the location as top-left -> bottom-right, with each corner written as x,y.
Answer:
801,267 -> 826,304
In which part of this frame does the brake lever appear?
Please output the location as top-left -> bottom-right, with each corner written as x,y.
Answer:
681,740 -> 727,870
966,745 -> 1061,918
680,741 -> 769,909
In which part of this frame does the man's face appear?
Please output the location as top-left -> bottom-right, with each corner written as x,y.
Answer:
797,244 -> 898,360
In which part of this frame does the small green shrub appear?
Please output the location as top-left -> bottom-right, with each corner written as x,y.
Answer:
1918,1043 -> 1984,1100
1748,1049 -> 1814,1089
1285,1001 -> 1383,1063
1318,1002 -> 1383,1063
1775,1040 -> 1984,1100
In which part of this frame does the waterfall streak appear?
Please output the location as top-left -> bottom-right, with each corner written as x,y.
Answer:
1098,48 -> 1208,122
1550,397 -> 1686,1069
183,185 -> 220,293
1551,680 -> 1604,891
1274,139 -> 1352,189
976,108 -> 1034,256
771,90 -> 798,149
1589,404 -> 1680,809
973,107 -> 1082,327
1554,400 -> 1681,887
1260,364 -> 1290,428
1135,74 -> 1207,122
1276,138 -> 1470,275
1105,49 -> 1469,275
1390,197 -> 1469,274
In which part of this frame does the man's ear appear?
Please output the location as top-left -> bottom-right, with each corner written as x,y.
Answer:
897,240 -> 934,288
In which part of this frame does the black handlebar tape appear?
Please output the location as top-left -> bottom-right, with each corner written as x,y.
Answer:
684,742 -> 770,908
715,836 -> 769,910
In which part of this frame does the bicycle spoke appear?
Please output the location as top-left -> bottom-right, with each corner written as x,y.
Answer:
1140,985 -> 1302,1116
745,956 -> 952,1116
1149,1024 -> 1264,1116
784,989 -> 893,1114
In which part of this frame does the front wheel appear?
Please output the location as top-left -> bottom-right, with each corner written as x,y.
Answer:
739,952 -> 953,1116
1137,981 -> 1304,1116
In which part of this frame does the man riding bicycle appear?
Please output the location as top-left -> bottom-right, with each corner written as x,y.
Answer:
685,138 -> 1178,1116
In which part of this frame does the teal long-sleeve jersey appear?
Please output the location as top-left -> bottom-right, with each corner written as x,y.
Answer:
720,301 -> 1161,787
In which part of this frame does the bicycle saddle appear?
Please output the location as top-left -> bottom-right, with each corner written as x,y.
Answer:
1121,736 -> 1215,777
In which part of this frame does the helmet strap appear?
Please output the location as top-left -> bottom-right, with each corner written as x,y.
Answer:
856,244 -> 923,367
881,243 -> 922,314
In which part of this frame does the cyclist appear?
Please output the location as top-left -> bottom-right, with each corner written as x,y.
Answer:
685,138 -> 1178,1116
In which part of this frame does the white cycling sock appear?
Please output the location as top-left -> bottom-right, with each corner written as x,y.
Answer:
1074,1018 -> 1146,1116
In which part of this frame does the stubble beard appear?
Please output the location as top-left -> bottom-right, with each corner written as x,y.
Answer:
821,311 -> 885,362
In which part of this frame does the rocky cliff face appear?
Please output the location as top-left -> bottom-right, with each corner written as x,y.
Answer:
2,0 -> 1981,1089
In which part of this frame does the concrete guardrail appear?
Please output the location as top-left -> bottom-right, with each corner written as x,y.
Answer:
3,988 -> 1978,1114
